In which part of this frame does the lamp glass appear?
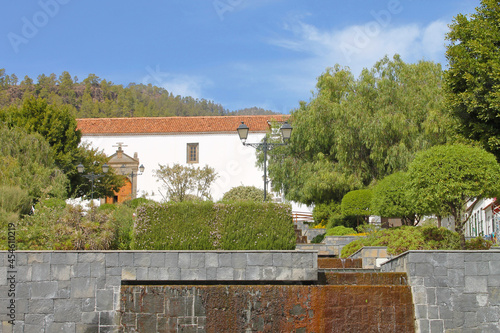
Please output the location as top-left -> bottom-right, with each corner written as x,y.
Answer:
139,164 -> 145,173
77,163 -> 84,173
102,163 -> 109,174
237,122 -> 249,141
280,122 -> 293,141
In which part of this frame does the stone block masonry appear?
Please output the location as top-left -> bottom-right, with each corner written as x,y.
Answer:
0,250 -> 317,332
296,235 -> 362,256
381,250 -> 500,333
350,246 -> 391,268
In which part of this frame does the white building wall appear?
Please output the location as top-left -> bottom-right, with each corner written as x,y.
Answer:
81,132 -> 269,202
465,198 -> 497,238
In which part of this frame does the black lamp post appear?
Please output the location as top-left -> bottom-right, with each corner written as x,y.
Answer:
77,163 -> 109,201
120,164 -> 145,200
237,121 -> 293,201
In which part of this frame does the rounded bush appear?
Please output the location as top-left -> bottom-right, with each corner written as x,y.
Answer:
221,186 -> 265,202
124,197 -> 156,209
98,203 -> 117,212
326,226 -> 356,236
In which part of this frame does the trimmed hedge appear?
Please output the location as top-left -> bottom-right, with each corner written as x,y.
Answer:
132,201 -> 296,250
326,226 -> 357,236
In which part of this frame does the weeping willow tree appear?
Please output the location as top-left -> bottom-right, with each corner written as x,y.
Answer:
265,55 -> 453,206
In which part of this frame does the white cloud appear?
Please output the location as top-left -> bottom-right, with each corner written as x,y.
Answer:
268,18 -> 450,77
422,20 -> 449,58
141,66 -> 211,99
160,76 -> 207,99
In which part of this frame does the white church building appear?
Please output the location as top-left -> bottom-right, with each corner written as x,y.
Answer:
76,115 -> 291,204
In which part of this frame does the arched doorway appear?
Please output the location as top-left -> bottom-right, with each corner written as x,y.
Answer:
106,178 -> 132,204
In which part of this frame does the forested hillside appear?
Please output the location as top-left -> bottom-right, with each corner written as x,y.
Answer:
0,69 -> 278,118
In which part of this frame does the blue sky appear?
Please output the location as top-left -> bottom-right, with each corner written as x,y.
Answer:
1,0 -> 480,114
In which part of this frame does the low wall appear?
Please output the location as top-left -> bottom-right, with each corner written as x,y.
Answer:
324,235 -> 359,256
295,243 -> 333,256
303,228 -> 326,241
296,236 -> 360,256
350,246 -> 391,269
0,251 -> 317,332
380,250 -> 500,333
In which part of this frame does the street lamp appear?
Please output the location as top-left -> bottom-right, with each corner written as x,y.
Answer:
120,164 -> 145,200
77,163 -> 109,200
237,121 -> 293,201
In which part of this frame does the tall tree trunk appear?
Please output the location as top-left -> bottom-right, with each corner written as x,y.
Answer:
456,219 -> 466,250
460,232 -> 466,250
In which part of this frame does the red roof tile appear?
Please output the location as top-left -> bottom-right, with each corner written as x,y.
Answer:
77,115 -> 290,135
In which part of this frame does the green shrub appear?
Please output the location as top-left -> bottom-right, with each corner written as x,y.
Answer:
326,226 -> 356,236
311,233 -> 326,243
98,203 -> 117,212
124,197 -> 155,209
327,214 -> 359,229
110,205 -> 135,250
0,210 -> 20,249
339,225 -> 488,258
313,202 -> 340,225
133,201 -> 218,250
217,202 -> 294,250
357,223 -> 379,234
341,189 -> 373,226
466,237 -> 493,250
420,225 -> 461,249
132,201 -> 295,250
326,214 -> 343,229
15,204 -> 115,250
35,197 -> 66,211
221,186 -> 265,202
10,201 -> 143,251
0,185 -> 32,215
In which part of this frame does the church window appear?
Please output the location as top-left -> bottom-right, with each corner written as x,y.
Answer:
187,143 -> 199,163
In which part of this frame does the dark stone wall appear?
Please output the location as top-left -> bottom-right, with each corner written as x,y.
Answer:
120,283 -> 415,332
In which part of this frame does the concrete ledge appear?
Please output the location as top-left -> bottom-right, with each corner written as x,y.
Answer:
296,244 -> 336,256
324,235 -> 359,245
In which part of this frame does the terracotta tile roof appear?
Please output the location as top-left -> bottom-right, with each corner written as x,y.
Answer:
77,115 -> 290,135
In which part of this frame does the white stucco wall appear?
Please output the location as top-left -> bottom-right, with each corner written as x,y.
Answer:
465,197 -> 497,238
81,132 -> 269,202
